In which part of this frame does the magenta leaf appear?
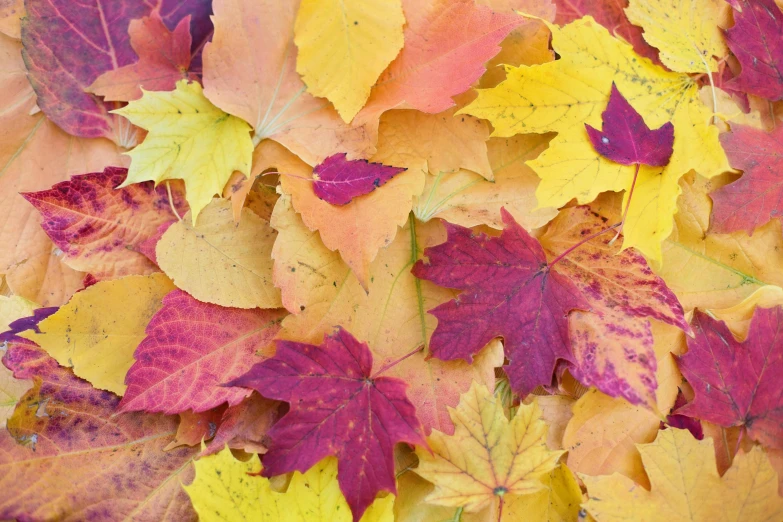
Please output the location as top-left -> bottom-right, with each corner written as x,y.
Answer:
725,0 -> 783,101
311,153 -> 407,205
411,209 -> 588,396
677,307 -> 783,450
585,83 -> 674,166
228,327 -> 426,522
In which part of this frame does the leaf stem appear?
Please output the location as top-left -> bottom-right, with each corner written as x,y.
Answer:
166,181 -> 183,222
370,344 -> 424,379
610,162 -> 640,244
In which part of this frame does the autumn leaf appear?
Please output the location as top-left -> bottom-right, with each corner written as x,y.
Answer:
711,124 -> 783,234
412,209 -> 587,395
581,428 -> 783,521
155,199 -> 281,309
414,381 -> 565,515
86,11 -> 198,102
0,341 -> 197,521
294,0 -> 405,122
228,327 -> 426,521
114,80 -> 253,221
312,153 -> 407,205
0,0 -> 23,38
22,167 -> 186,279
204,392 -> 279,455
19,273 -> 174,395
118,290 -> 285,415
184,448 -> 394,522
165,407 -> 226,451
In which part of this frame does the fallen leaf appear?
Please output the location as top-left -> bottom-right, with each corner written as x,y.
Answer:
86,11 -> 198,102
502,463 -> 583,522
412,209 -> 588,396
677,307 -> 783,450
204,392 -> 280,455
23,167 -> 186,279
0,0 -> 23,38
294,0 -> 405,122
184,448 -> 394,522
165,407 -> 226,450
19,273 -> 175,395
119,290 -> 285,414
114,80 -> 253,221
156,199 -> 281,309
0,340 -> 197,521
581,428 -> 783,521
0,297 -> 35,425
0,295 -> 36,332
413,381 -> 564,514
312,153 -> 406,205
394,472 -> 488,522
707,284 -> 783,339
228,327 -> 426,521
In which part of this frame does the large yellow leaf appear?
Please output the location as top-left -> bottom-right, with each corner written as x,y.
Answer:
582,429 -> 783,522
460,16 -> 730,264
183,447 -> 394,521
113,80 -> 253,222
19,273 -> 174,395
625,0 -> 727,73
503,463 -> 583,522
414,381 -> 564,514
156,199 -> 281,309
294,0 -> 405,122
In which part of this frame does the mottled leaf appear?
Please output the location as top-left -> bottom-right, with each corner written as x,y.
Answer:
312,153 -> 406,205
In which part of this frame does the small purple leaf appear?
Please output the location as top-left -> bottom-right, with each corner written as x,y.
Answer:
312,153 -> 406,206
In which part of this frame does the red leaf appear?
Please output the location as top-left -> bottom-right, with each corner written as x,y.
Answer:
228,327 -> 426,522
725,0 -> 783,101
677,307 -> 783,450
118,290 -> 285,414
203,392 -> 280,456
411,209 -> 588,396
312,153 -> 407,206
585,83 -> 674,167
22,167 -> 186,279
711,124 -> 783,234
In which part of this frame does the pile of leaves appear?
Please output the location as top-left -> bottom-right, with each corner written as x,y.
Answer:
2,0 -> 783,520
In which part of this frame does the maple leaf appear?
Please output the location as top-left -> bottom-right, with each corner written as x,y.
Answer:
86,11 -> 198,102
581,428 -> 783,522
113,80 -> 253,222
118,290 -> 285,415
461,16 -> 730,263
22,167 -> 186,279
155,198 -> 281,309
203,0 -> 375,166
412,209 -> 587,396
184,449 -> 394,522
625,0 -> 727,73
414,381 -> 565,514
204,392 -> 279,455
312,153 -> 407,205
271,194 -> 502,434
724,0 -> 783,101
677,307 -> 783,450
228,327 -> 426,521
21,0 -> 211,143
19,273 -> 174,395
294,0 -> 405,122
711,124 -> 783,234
0,341 -> 198,521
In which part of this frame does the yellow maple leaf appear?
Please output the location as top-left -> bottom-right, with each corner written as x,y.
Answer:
625,0 -> 727,73
294,0 -> 405,122
113,80 -> 253,222
582,428 -> 783,522
460,16 -> 730,265
414,381 -> 564,514
19,273 -> 174,395
156,198 -> 281,309
183,447 -> 394,521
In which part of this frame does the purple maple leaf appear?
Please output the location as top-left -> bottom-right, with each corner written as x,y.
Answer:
312,153 -> 406,205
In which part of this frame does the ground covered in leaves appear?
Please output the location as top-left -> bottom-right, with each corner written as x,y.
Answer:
1,0 -> 783,520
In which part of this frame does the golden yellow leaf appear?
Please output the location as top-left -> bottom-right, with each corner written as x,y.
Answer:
582,429 -> 783,522
625,0 -> 727,73
19,273 -> 174,395
156,199 -> 281,309
708,285 -> 783,340
395,472 -> 489,522
414,381 -> 564,513
113,80 -> 253,222
183,447 -> 394,521
0,0 -> 23,39
0,295 -> 35,332
460,16 -> 730,264
294,0 -> 405,122
503,463 -> 583,522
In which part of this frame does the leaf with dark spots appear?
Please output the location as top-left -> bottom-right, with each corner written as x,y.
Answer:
412,209 -> 588,396
227,327 -> 426,522
0,308 -> 59,343
677,307 -> 783,450
585,83 -> 674,167
312,153 -> 407,206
